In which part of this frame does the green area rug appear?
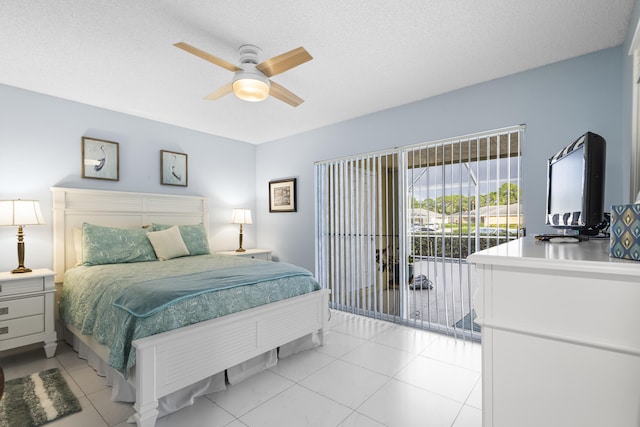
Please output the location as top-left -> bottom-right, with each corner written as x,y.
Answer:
0,368 -> 81,427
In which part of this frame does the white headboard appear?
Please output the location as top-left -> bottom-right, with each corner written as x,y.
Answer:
51,187 -> 209,283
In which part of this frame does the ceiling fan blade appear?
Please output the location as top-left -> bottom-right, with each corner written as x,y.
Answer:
204,82 -> 233,100
174,42 -> 241,72
257,47 -> 312,77
269,80 -> 304,107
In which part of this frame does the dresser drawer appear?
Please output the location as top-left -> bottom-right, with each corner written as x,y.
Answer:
0,314 -> 45,341
0,277 -> 44,296
0,296 -> 44,321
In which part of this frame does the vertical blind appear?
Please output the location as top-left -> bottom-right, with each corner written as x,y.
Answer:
315,151 -> 403,319
316,125 -> 524,339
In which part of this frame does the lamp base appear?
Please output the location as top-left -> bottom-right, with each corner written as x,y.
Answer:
236,225 -> 246,252
13,227 -> 32,274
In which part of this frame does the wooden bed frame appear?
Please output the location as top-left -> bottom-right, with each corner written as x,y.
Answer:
51,187 -> 329,427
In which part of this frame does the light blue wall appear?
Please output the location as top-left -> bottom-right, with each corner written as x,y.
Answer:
0,84 -> 257,272
257,47 -> 625,273
1,34 -> 634,275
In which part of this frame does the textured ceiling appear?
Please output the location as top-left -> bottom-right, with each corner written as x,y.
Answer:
0,1 -> 634,144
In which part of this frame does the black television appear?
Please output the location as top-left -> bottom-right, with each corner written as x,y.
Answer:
545,131 -> 606,236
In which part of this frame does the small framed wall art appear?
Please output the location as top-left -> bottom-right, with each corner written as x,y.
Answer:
161,150 -> 188,186
269,178 -> 297,212
82,137 -> 119,181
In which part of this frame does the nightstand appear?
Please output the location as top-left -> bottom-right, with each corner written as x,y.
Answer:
0,269 -> 57,358
216,248 -> 272,261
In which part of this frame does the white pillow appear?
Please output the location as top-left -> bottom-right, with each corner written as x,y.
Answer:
146,226 -> 190,261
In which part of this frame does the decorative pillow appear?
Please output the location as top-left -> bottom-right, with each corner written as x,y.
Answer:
152,223 -> 210,255
146,226 -> 190,261
72,227 -> 83,266
82,223 -> 158,266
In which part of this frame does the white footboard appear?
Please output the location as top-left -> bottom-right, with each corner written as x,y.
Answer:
131,289 -> 330,427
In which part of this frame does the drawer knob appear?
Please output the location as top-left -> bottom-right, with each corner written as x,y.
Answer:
0,326 -> 7,335
0,307 -> 7,315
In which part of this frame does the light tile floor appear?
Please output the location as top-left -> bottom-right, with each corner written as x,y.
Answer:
0,311 -> 482,426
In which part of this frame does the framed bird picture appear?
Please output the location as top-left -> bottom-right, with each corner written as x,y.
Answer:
160,150 -> 188,186
82,137 -> 119,181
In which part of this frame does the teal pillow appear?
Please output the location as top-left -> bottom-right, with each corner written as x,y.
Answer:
151,223 -> 210,255
82,223 -> 157,266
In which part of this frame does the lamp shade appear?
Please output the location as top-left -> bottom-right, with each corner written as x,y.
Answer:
232,68 -> 270,102
232,79 -> 270,102
232,208 -> 253,225
0,200 -> 45,226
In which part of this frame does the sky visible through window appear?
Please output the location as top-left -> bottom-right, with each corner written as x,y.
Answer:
409,157 -> 520,201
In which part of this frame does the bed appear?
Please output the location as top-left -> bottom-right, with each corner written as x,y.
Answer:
51,187 -> 329,427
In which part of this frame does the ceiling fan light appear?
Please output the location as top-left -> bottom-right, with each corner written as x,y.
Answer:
232,76 -> 270,102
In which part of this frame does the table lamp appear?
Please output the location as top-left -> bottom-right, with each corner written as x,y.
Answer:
0,199 -> 45,273
232,208 -> 252,252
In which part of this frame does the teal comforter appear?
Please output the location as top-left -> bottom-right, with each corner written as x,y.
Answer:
59,254 -> 320,376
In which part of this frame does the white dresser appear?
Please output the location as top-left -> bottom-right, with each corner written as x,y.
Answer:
468,237 -> 640,427
0,269 -> 57,358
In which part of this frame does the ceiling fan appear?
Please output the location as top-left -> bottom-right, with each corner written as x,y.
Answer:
174,42 -> 312,107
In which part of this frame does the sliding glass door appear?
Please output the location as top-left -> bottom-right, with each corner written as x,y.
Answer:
315,126 -> 524,340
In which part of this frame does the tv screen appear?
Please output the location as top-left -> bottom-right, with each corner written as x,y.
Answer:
546,132 -> 606,235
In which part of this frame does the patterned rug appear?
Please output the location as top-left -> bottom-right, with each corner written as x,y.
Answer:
0,368 -> 82,427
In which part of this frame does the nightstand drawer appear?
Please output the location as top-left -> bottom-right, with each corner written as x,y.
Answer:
244,252 -> 271,261
216,249 -> 272,261
0,277 -> 44,296
0,314 -> 45,341
0,296 -> 44,321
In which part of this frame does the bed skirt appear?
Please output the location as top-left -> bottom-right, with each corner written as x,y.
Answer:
62,325 -> 320,421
